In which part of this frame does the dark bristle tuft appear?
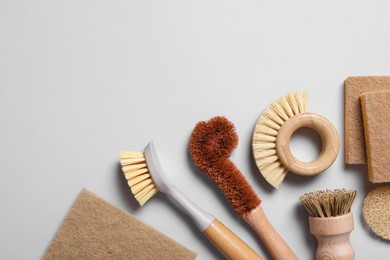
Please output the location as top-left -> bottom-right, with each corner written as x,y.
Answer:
299,189 -> 357,218
189,116 -> 260,215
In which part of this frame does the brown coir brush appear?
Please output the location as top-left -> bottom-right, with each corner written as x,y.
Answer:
189,116 -> 297,260
300,189 -> 357,260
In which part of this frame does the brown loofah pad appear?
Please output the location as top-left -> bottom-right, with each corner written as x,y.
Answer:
361,90 -> 390,183
43,189 -> 196,260
344,76 -> 390,164
362,186 -> 390,240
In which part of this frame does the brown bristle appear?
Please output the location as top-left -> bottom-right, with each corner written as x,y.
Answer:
189,116 -> 260,215
299,189 -> 357,218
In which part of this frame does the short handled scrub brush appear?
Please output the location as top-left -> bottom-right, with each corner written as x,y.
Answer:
252,91 -> 339,189
300,189 -> 357,260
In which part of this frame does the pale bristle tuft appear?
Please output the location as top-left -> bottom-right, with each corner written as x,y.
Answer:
259,161 -> 288,188
300,189 -> 357,218
252,91 -> 308,188
120,151 -> 158,206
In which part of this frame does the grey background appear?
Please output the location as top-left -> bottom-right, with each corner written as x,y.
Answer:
1,0 -> 390,259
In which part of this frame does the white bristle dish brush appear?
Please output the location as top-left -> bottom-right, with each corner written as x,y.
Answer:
252,91 -> 340,188
120,142 -> 262,260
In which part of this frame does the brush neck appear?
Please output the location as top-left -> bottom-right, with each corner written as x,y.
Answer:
309,212 -> 355,260
165,184 -> 215,231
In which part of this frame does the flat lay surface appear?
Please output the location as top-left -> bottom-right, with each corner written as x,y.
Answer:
1,1 -> 390,259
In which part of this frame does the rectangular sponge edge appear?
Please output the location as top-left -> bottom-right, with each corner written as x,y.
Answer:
361,90 -> 390,183
344,76 -> 390,164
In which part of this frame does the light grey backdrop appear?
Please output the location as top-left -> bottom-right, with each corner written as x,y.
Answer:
1,0 -> 389,259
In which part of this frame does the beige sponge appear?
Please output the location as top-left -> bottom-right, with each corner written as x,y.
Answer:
345,76 -> 390,164
361,90 -> 390,183
43,189 -> 196,260
363,186 -> 390,240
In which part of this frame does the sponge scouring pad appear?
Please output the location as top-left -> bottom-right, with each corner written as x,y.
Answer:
363,186 -> 390,240
43,189 -> 196,260
345,76 -> 390,164
361,90 -> 390,183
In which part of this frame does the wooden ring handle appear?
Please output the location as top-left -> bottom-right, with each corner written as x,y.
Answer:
275,112 -> 339,176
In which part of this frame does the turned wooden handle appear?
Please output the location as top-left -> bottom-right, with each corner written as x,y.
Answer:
203,219 -> 262,260
275,112 -> 339,176
309,212 -> 355,260
243,206 -> 297,260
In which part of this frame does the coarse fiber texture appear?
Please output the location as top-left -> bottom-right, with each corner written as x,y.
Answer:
361,90 -> 390,183
344,76 -> 390,164
252,91 -> 307,188
300,189 -> 357,218
363,186 -> 390,240
43,189 -> 196,260
189,116 -> 260,215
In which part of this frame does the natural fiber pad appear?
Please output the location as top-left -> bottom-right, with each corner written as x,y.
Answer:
345,76 -> 390,164
363,186 -> 390,240
361,90 -> 390,183
43,189 -> 196,260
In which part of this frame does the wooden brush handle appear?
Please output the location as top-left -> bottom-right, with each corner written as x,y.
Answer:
243,206 -> 297,260
203,219 -> 262,260
276,112 -> 339,176
309,213 -> 354,260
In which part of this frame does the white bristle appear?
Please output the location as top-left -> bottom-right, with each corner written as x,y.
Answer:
121,151 -> 144,158
122,163 -> 147,172
254,149 -> 277,159
296,91 -> 307,113
124,168 -> 149,180
120,157 -> 145,165
120,151 -> 158,206
253,133 -> 276,142
252,91 -> 308,188
255,124 -> 278,136
280,96 -> 294,118
131,178 -> 153,194
261,117 -> 281,131
272,102 -> 289,121
253,142 -> 276,150
259,161 -> 284,172
263,108 -> 285,125
287,94 -> 300,115
256,155 -> 278,168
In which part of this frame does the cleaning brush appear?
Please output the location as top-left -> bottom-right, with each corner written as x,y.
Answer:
189,116 -> 297,260
120,142 -> 262,260
252,91 -> 339,188
300,189 -> 357,260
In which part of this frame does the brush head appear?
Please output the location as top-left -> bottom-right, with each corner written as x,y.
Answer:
120,151 -> 158,206
189,116 -> 260,216
252,91 -> 308,188
300,189 -> 357,218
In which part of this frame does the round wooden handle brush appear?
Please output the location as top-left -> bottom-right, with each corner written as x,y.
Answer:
300,189 -> 357,260
252,91 -> 340,189
189,116 -> 298,260
120,142 -> 262,260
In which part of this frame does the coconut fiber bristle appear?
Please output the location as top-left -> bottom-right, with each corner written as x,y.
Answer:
252,91 -> 308,188
299,189 -> 357,218
120,151 -> 158,206
189,116 -> 260,215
